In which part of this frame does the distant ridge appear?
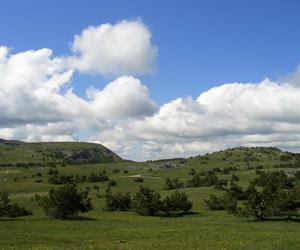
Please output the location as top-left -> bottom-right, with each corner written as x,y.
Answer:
0,139 -> 123,165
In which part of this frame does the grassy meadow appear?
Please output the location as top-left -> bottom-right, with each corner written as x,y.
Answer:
1,146 -> 300,249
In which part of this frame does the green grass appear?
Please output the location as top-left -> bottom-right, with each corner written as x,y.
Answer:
0,146 -> 300,249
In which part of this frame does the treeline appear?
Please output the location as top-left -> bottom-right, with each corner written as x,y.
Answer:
47,171 -> 109,185
0,162 -> 62,168
0,191 -> 32,218
105,186 -> 193,216
204,171 -> 300,220
164,167 -> 239,191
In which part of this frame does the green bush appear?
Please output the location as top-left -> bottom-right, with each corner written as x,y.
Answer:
0,191 -> 32,218
104,188 -> 131,211
164,178 -> 184,190
132,186 -> 162,216
161,190 -> 192,215
108,180 -> 117,187
204,194 -> 225,210
131,186 -> 193,216
38,184 -> 92,219
134,177 -> 144,183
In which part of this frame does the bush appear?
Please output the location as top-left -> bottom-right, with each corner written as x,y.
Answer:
134,177 -> 144,183
188,168 -> 196,175
164,178 -> 184,190
214,178 -> 228,190
204,194 -> 225,210
38,184 -> 92,219
161,190 -> 192,215
253,171 -> 293,189
108,180 -> 117,187
186,172 -> 218,187
131,186 -> 162,216
0,191 -> 32,218
104,188 -> 131,211
241,185 -> 300,220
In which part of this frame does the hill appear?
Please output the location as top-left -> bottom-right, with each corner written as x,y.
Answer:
0,144 -> 300,249
0,139 -> 123,166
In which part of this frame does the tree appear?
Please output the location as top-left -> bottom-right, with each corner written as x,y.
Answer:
38,184 -> 92,219
164,178 -> 184,190
132,186 -> 161,216
242,185 -> 300,220
204,194 -> 225,210
104,187 -> 131,211
0,191 -> 32,218
162,190 -> 192,215
108,180 -> 117,187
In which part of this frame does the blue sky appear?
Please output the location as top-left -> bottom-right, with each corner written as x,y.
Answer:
0,1 -> 300,160
1,0 -> 300,104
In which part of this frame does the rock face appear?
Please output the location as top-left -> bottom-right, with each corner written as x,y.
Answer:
64,146 -> 122,164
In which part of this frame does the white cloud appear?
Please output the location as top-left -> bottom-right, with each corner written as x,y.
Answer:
92,79 -> 300,160
87,75 -> 157,119
70,19 -> 157,76
0,46 -> 157,143
0,19 -> 300,161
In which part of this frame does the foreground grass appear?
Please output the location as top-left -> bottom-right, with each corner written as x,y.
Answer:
1,211 -> 300,250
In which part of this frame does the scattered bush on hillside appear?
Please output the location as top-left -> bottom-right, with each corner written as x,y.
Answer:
104,187 -> 131,211
108,180 -> 117,187
164,178 -> 184,190
161,190 -> 193,215
134,177 -> 144,183
0,191 -> 32,218
131,186 -> 193,216
38,184 -> 92,219
188,168 -> 196,175
186,171 -> 218,188
213,178 -> 228,190
47,172 -> 109,185
204,194 -> 225,210
253,171 -> 294,189
205,170 -> 300,221
240,185 -> 300,221
131,186 -> 162,216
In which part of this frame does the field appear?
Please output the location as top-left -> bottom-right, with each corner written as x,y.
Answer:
1,146 -> 300,250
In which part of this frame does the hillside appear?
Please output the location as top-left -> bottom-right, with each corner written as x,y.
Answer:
1,144 -> 300,249
0,139 -> 123,166
186,146 -> 299,169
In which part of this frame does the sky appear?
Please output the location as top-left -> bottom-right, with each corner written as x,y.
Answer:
0,0 -> 300,160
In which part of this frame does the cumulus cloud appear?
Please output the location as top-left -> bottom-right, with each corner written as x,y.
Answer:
92,79 -> 300,160
87,75 -> 157,119
70,19 -> 157,76
0,46 -> 157,143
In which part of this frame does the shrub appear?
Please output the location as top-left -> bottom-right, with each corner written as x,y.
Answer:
204,194 -> 225,210
38,184 -> 92,219
87,172 -> 109,183
231,174 -> 239,182
161,190 -> 192,215
108,180 -> 117,187
253,171 -> 293,189
164,178 -> 184,190
186,172 -> 218,188
0,191 -> 32,218
241,185 -> 300,220
104,188 -> 131,211
188,168 -> 196,175
131,186 -> 161,216
134,177 -> 144,183
214,178 -> 228,190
